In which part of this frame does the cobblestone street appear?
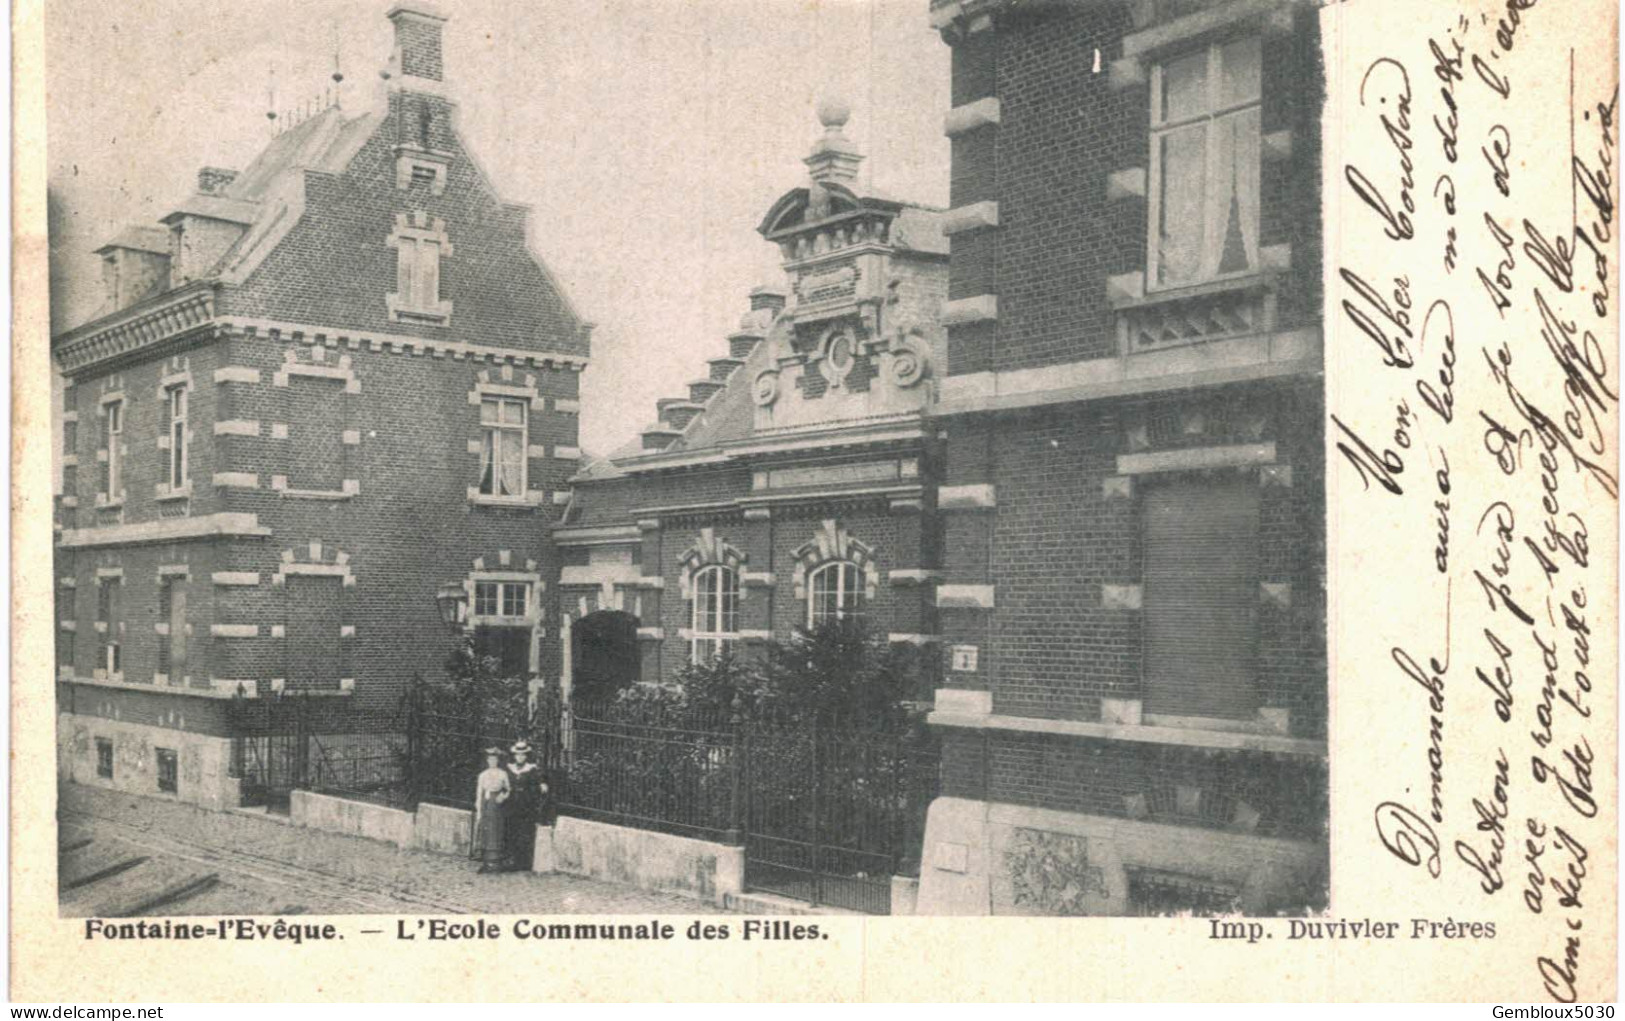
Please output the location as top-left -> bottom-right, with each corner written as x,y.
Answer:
59,783 -> 735,917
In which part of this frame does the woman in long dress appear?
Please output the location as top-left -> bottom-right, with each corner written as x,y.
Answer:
472,747 -> 511,873
505,740 -> 543,872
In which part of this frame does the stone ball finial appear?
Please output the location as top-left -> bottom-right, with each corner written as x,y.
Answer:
817,96 -> 851,131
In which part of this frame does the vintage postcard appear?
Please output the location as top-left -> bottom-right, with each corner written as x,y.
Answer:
10,0 -> 1618,1003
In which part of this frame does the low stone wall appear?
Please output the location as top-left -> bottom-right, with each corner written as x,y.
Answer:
289,790 -> 414,846
280,792 -> 747,906
58,712 -> 239,811
412,802 -> 474,857
890,876 -> 920,916
547,816 -> 744,906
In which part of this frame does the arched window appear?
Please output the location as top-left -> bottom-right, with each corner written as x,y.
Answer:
690,565 -> 739,665
807,561 -> 864,627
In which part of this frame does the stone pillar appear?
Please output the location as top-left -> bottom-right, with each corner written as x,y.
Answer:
740,507 -> 775,642
934,418 -> 996,697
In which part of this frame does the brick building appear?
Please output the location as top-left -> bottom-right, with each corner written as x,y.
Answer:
560,102 -> 949,696
914,0 -> 1329,915
53,5 -> 590,809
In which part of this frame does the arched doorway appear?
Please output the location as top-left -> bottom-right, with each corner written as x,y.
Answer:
570,610 -> 640,704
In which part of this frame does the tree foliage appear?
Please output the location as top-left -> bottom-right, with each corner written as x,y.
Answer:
416,633 -> 533,729
663,618 -> 923,726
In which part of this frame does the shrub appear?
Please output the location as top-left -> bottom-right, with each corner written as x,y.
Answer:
756,619 -> 920,728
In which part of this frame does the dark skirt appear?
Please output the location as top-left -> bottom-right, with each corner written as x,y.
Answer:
506,771 -> 543,869
473,800 -> 507,866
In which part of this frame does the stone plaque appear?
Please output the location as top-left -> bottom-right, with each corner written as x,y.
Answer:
950,644 -> 978,672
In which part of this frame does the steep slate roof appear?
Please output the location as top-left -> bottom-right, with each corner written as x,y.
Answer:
658,338 -> 767,455
225,107 -> 371,200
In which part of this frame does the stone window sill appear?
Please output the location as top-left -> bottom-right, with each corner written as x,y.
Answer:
155,484 -> 193,502
1112,272 -> 1273,312
927,708 -> 1324,758
280,488 -> 355,501
467,490 -> 544,509
387,301 -> 453,327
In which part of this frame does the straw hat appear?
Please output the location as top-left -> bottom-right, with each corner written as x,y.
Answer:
510,740 -> 532,755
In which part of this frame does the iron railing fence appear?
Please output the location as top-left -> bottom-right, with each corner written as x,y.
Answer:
252,684 -> 941,902
560,697 -> 738,842
227,689 -> 410,811
305,730 -> 411,809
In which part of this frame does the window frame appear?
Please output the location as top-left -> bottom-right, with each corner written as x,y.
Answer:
1146,34 -> 1263,292
160,576 -> 188,681
477,395 -> 529,498
467,574 -> 537,677
156,748 -> 178,794
97,577 -> 122,680
392,233 -> 448,321
806,560 -> 865,627
166,384 -> 189,489
105,399 -> 124,499
689,564 -> 740,665
471,579 -> 532,625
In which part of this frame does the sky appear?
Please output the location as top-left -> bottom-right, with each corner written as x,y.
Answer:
46,0 -> 951,456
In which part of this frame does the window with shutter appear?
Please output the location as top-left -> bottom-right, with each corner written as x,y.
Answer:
287,574 -> 344,690
386,214 -> 453,324
1141,476 -> 1260,719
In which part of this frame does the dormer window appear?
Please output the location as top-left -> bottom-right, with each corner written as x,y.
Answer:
396,153 -> 449,195
1148,36 -> 1261,289
386,211 -> 454,324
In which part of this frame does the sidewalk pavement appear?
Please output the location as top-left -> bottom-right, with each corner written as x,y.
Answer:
59,782 -> 733,915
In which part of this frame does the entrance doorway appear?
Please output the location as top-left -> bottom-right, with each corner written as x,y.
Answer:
570,610 -> 640,703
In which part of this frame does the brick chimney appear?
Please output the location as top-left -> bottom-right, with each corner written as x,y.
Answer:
749,286 -> 788,313
386,4 -> 448,84
196,167 -> 238,195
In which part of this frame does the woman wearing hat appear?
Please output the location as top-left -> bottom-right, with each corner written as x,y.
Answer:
505,740 -> 545,871
471,746 -> 511,873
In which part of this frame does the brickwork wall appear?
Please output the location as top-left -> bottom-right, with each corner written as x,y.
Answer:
994,4 -> 1139,371
939,378 -> 1324,731
945,4 -> 1324,377
930,3 -> 1329,835
219,93 -> 587,357
645,497 -> 933,681
58,332 -> 577,727
567,448 -> 942,688
395,17 -> 445,81
56,90 -> 590,733
939,728 -> 1326,841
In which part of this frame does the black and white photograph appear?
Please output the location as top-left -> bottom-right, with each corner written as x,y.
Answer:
14,0 -> 1617,1004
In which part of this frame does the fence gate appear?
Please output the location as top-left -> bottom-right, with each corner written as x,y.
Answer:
228,690 -> 311,813
743,720 -> 937,915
